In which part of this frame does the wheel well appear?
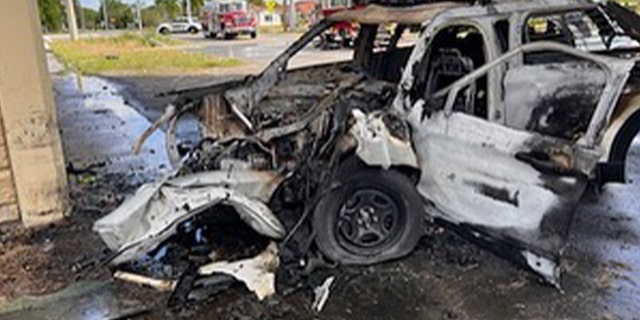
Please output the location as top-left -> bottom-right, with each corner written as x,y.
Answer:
337,152 -> 421,184
391,165 -> 421,184
599,109 -> 640,184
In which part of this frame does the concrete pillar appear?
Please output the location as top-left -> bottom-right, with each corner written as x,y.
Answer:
0,0 -> 69,226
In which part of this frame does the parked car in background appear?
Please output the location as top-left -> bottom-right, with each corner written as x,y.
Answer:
201,0 -> 257,39
157,16 -> 203,35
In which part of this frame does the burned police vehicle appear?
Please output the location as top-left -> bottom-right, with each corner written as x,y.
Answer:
94,0 -> 640,297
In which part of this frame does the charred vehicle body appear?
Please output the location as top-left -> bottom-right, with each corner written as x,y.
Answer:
94,0 -> 640,295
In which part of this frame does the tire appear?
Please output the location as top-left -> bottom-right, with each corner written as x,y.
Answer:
250,31 -> 257,39
159,27 -> 170,35
605,109 -> 640,184
313,164 -> 424,265
188,27 -> 198,34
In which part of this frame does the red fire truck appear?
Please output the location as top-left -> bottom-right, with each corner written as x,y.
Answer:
201,0 -> 258,39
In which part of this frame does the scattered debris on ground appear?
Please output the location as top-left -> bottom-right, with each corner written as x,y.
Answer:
311,276 -> 335,312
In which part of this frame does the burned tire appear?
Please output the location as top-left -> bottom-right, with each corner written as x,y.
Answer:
313,166 -> 424,265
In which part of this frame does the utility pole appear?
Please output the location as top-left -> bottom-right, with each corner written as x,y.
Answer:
64,0 -> 79,40
76,0 -> 86,30
102,0 -> 109,30
186,0 -> 193,19
288,0 -> 296,32
136,0 -> 143,31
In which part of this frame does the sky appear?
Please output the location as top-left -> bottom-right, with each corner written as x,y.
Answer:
81,0 -> 155,10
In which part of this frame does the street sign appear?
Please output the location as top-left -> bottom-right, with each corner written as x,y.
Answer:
266,0 -> 276,12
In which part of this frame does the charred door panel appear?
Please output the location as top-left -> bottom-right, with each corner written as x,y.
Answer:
401,42 -> 635,284
409,106 -> 589,283
410,110 -> 586,249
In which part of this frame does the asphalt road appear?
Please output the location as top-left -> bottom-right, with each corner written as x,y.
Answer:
177,32 -> 352,71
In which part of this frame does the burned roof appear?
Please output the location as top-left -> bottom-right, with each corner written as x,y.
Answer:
325,2 -> 464,25
326,0 -> 598,25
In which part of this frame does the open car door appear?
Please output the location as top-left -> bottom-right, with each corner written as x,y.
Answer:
402,42 -> 634,285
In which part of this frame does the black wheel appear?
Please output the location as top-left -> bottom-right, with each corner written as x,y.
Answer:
250,31 -> 257,39
313,164 -> 424,265
603,109 -> 640,185
159,27 -> 170,35
188,27 -> 198,34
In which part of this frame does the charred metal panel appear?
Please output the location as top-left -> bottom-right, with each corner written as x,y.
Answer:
349,110 -> 418,169
406,106 -> 586,284
224,20 -> 333,119
200,94 -> 246,140
326,2 -> 463,25
93,169 -> 286,264
397,40 -> 634,283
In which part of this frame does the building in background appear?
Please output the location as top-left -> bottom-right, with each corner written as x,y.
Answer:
295,0 -> 318,26
251,3 -> 284,27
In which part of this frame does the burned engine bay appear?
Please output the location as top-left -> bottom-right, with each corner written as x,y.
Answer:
92,42 -> 412,304
180,64 -> 398,175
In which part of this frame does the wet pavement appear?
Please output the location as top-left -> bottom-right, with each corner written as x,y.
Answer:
0,66 -> 172,319
0,281 -> 160,320
0,56 -> 639,319
56,75 -> 170,182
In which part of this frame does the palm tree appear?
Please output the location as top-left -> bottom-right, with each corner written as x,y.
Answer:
155,0 -> 180,19
188,0 -> 205,15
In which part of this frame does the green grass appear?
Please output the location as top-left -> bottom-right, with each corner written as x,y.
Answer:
51,32 -> 243,75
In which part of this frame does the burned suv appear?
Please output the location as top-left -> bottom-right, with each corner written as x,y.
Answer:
94,0 -> 640,293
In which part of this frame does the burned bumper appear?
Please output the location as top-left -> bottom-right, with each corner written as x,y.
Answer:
93,169 -> 285,265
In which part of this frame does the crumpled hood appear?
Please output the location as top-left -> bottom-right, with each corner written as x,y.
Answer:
93,169 -> 286,265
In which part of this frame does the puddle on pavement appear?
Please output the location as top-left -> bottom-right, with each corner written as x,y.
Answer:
0,281 -> 153,320
55,73 -> 171,183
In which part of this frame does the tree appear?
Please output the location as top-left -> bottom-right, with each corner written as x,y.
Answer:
155,0 -> 181,20
37,0 -> 64,33
142,6 -> 164,27
247,0 -> 266,7
185,0 -> 205,15
99,0 -> 135,29
81,7 -> 102,30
